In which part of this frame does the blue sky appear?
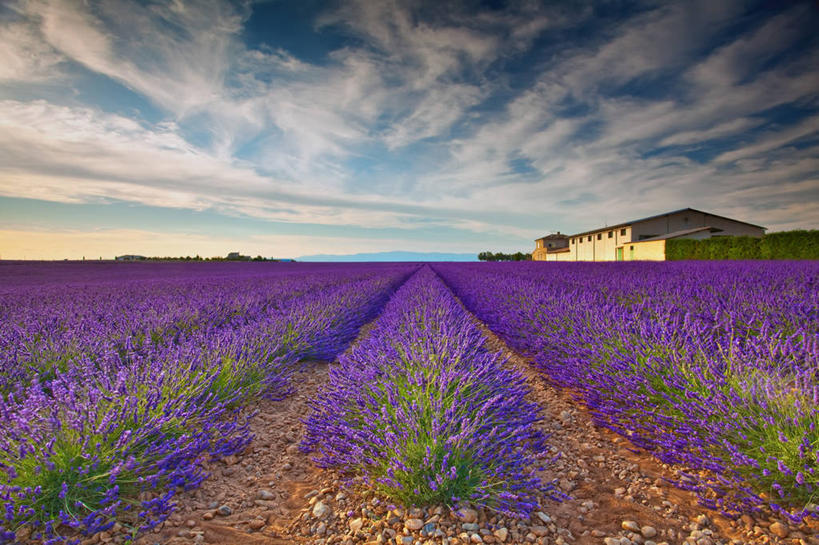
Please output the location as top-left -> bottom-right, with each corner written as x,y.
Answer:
0,0 -> 817,259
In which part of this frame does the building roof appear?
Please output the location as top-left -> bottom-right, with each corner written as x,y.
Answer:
637,226 -> 714,242
568,208 -> 765,238
534,232 -> 569,241
546,246 -> 571,253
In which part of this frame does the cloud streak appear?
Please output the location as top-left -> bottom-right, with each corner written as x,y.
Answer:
0,0 -> 817,258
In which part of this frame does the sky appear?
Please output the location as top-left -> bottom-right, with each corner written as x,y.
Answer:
0,0 -> 817,260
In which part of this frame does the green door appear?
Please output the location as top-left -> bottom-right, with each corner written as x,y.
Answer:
616,247 -> 623,261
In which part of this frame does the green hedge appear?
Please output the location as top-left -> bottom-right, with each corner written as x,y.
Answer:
666,230 -> 819,260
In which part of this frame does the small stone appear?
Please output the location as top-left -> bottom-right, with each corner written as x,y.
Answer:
217,505 -> 232,516
559,479 -> 575,491
531,525 -> 548,537
257,489 -> 275,500
641,526 -> 657,538
223,455 -> 238,466
462,523 -> 479,532
248,520 -> 265,531
401,537 -> 414,545
350,517 -> 364,533
695,514 -> 709,526
604,539 -> 621,545
405,518 -> 424,531
202,511 -> 215,520
622,520 -> 640,533
458,508 -> 479,523
769,522 -> 789,538
315,522 -> 327,535
312,501 -> 331,519
470,534 -> 483,543
535,511 -> 551,524
185,520 -> 196,528
493,528 -> 508,542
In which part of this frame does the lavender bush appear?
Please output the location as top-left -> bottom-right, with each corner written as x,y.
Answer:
434,261 -> 818,523
303,266 -> 557,517
0,261 -> 415,544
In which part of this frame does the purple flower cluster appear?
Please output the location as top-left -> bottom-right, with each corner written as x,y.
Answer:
434,261 -> 818,523
303,266 -> 557,517
0,261 -> 415,544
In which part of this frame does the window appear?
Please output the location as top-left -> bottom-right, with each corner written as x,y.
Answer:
608,231 -> 613,238
597,233 -> 602,240
578,238 -> 582,244
587,235 -> 592,242
620,228 -> 627,236
630,245 -> 634,250
570,239 -> 574,245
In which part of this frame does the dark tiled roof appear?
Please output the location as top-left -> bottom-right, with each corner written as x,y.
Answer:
638,226 -> 713,241
535,233 -> 570,241
568,208 -> 765,238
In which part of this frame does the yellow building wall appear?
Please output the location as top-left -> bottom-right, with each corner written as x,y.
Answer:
567,225 -> 632,261
623,240 -> 666,261
532,247 -> 549,261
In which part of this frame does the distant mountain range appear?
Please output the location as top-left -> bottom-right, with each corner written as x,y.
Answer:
296,251 -> 477,262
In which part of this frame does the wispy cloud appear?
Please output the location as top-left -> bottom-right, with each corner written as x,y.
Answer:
0,0 -> 816,259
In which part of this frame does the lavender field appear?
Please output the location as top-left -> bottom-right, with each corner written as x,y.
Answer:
0,261 -> 817,544
435,262 -> 818,523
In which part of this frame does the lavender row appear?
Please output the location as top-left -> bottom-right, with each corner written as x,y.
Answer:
433,261 -> 818,523
0,262 -> 392,394
0,262 -> 416,544
303,266 -> 557,517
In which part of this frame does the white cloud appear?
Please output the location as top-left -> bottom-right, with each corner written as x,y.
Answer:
1,0 -> 817,253
713,115 -> 819,164
0,19 -> 63,81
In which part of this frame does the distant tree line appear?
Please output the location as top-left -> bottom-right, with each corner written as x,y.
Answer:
121,255 -> 290,262
666,230 -> 819,260
477,251 -> 532,262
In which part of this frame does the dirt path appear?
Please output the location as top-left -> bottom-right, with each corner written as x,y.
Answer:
130,360 -> 330,545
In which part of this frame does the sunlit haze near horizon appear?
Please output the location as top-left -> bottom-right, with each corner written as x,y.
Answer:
0,0 -> 817,260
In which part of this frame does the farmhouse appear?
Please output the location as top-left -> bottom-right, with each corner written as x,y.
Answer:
532,232 -> 570,261
533,208 -> 765,262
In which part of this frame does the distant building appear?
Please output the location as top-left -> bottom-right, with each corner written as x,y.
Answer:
533,208 -> 766,262
115,254 -> 146,261
532,232 -> 570,261
226,251 -> 251,261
